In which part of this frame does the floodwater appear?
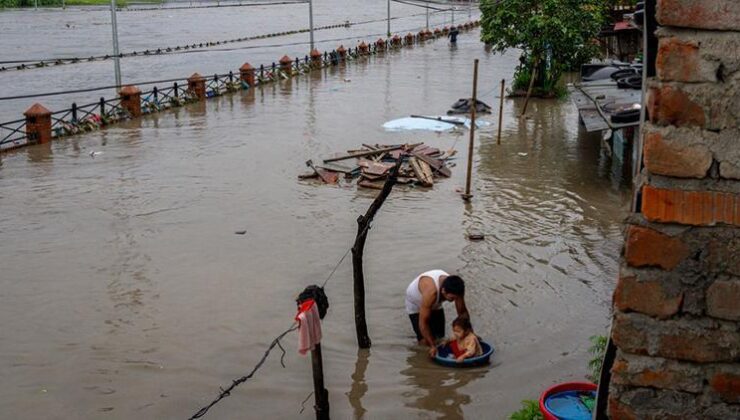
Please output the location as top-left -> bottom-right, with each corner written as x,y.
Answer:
0,4 -> 630,419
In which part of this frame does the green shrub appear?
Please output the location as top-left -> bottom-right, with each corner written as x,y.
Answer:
509,399 -> 543,420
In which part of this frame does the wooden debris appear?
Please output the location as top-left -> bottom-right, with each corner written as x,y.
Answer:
412,152 -> 451,177
304,142 -> 456,190
409,157 -> 434,187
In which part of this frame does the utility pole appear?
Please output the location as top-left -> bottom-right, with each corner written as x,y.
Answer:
110,0 -> 122,88
308,0 -> 315,51
386,0 -> 391,37
463,59 -> 479,201
425,5 -> 429,30
468,2 -> 471,20
451,8 -> 454,26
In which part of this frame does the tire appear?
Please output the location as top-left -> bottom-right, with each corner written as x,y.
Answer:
610,69 -> 638,80
611,109 -> 641,124
616,75 -> 642,89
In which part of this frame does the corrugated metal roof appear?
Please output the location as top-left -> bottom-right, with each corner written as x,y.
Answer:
568,80 -> 642,132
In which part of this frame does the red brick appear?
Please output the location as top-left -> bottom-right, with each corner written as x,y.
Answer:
656,38 -> 701,82
614,275 -> 682,318
608,396 -> 638,420
641,185 -> 740,226
710,372 -> 740,403
624,225 -> 689,270
611,314 -> 650,356
647,85 -> 706,128
611,355 -> 704,393
657,0 -> 740,31
643,130 -> 711,178
706,280 -> 740,321
658,331 -> 739,363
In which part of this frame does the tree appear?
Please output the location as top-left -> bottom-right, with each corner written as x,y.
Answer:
480,0 -> 607,97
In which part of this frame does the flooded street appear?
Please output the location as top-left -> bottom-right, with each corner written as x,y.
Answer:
1,5 -> 629,419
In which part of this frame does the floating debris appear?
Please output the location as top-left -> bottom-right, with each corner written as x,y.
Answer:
383,115 -> 489,132
468,233 -> 485,241
447,98 -> 492,115
301,143 -> 455,190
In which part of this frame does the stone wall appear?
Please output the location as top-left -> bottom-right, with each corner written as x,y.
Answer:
607,0 -> 740,418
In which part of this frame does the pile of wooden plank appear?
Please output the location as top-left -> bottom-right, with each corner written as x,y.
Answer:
300,143 -> 456,190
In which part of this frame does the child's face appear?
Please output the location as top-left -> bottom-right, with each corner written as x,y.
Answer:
452,325 -> 467,340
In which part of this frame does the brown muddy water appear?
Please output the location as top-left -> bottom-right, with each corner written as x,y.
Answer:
1,6 -> 629,419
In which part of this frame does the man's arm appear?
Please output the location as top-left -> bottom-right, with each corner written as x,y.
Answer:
418,305 -> 436,349
455,295 -> 469,319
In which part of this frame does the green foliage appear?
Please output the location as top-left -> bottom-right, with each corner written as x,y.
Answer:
480,0 -> 608,96
509,400 -> 544,420
587,335 -> 608,384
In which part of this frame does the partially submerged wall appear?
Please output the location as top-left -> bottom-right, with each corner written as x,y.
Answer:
608,0 -> 740,418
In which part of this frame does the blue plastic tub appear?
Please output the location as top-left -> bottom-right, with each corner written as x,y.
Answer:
433,341 -> 494,367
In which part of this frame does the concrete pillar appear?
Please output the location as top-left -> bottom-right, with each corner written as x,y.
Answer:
279,55 -> 293,74
239,63 -> 255,87
24,103 -> 52,144
119,85 -> 142,117
310,49 -> 322,67
375,38 -> 386,52
336,45 -> 347,60
187,72 -> 206,100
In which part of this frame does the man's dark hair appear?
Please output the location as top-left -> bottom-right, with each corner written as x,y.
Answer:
452,316 -> 472,331
441,275 -> 465,296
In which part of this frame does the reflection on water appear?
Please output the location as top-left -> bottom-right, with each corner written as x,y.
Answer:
401,349 -> 487,419
346,349 -> 370,419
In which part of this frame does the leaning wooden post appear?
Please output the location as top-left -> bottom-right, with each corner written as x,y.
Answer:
463,59 -> 479,201
497,79 -> 505,145
520,58 -> 538,117
311,344 -> 330,420
352,159 -> 402,349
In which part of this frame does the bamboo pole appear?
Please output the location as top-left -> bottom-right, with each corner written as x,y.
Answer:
352,160 -> 402,348
463,59 -> 479,201
497,79 -> 505,145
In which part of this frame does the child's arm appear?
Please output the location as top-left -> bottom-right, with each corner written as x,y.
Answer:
455,336 -> 479,362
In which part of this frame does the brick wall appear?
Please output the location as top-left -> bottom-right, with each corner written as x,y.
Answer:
607,0 -> 740,418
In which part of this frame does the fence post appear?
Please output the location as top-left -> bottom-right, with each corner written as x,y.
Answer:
279,55 -> 292,75
71,102 -> 78,122
99,97 -> 106,118
310,49 -> 322,68
187,72 -> 206,99
239,63 -> 255,87
24,103 -> 52,144
174,82 -> 179,98
119,85 -> 142,117
311,344 -> 330,420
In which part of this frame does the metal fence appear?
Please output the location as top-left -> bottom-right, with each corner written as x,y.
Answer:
0,22 -> 479,153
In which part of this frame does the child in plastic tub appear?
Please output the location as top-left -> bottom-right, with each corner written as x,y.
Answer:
444,317 -> 482,362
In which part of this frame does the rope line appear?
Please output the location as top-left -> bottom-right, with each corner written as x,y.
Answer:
0,9 -> 458,68
188,323 -> 299,419
0,22 -> 470,101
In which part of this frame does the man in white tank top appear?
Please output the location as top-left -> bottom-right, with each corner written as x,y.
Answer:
405,269 -> 469,357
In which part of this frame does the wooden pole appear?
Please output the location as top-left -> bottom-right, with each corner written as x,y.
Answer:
310,344 -> 330,420
463,59 -> 479,201
352,160 -> 402,349
520,58 -> 538,117
497,78 -> 505,145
